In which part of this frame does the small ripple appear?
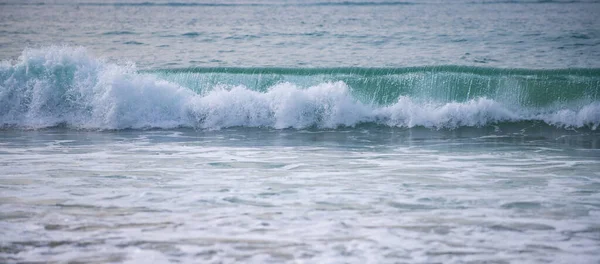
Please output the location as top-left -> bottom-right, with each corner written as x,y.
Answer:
182,32 -> 201,37
223,197 -> 275,207
123,41 -> 144,45
489,222 -> 555,232
102,31 -> 137,35
501,201 -> 542,209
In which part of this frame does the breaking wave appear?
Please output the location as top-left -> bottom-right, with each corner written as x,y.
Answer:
1,47 -> 599,130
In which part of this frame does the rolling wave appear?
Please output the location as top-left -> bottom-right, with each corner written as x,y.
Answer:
1,47 -> 598,130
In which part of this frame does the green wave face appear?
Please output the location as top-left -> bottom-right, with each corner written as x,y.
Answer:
152,66 -> 600,108
2,47 -> 599,130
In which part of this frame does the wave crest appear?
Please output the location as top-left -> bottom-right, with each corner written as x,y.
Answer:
1,47 -> 598,130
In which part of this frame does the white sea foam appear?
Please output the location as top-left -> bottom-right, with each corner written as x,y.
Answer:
1,47 -> 598,130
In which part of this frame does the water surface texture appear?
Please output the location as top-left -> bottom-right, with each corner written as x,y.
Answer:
1,0 -> 600,68
1,0 -> 600,263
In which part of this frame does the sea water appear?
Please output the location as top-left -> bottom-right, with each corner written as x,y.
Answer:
1,0 -> 600,263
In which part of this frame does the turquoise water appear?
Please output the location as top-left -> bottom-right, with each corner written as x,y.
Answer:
1,1 -> 600,263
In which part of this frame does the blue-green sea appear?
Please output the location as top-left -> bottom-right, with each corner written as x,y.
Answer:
1,0 -> 600,263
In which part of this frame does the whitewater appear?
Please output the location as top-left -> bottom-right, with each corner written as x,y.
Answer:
1,47 -> 599,130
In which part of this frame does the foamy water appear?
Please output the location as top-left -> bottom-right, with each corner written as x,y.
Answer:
1,47 -> 599,130
1,129 -> 599,263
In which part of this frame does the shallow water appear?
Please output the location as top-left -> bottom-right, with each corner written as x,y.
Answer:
1,127 -> 600,263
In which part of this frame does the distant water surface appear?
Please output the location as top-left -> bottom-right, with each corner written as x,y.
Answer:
1,0 -> 600,68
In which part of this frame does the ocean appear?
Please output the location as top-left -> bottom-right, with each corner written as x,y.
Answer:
1,0 -> 600,263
